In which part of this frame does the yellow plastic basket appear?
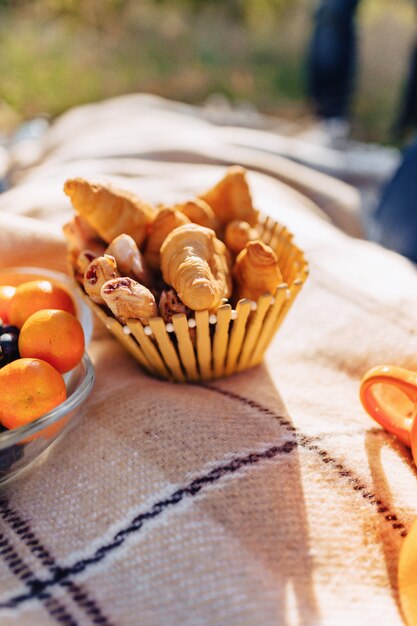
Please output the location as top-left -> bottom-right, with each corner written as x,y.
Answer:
74,213 -> 309,382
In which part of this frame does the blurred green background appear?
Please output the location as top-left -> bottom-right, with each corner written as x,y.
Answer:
0,0 -> 415,143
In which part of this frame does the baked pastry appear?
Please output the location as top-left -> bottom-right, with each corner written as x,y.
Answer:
63,215 -> 106,267
101,277 -> 157,325
199,166 -> 258,226
74,250 -> 97,283
233,240 -> 283,301
106,234 -> 153,288
83,254 -> 119,304
224,220 -> 259,255
158,288 -> 190,324
63,178 -> 155,246
144,208 -> 190,271
160,223 -> 231,311
174,198 -> 219,232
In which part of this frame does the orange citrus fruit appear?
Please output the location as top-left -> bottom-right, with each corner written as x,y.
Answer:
8,280 -> 75,328
0,285 -> 16,323
399,517 -> 417,626
0,358 -> 66,430
19,309 -> 85,374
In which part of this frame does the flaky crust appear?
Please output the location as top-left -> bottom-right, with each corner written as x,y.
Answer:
233,240 -> 283,301
106,234 -> 153,288
64,178 -> 155,246
144,208 -> 190,271
199,166 -> 258,226
160,223 -> 231,311
173,198 -> 219,232
63,216 -> 106,268
101,277 -> 157,325
224,220 -> 259,255
83,254 -> 119,304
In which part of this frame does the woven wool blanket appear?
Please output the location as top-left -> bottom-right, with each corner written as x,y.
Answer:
0,94 -> 416,626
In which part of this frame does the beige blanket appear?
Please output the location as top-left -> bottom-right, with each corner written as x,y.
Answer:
0,94 -> 416,626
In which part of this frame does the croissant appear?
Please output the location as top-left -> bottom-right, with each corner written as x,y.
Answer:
174,198 -> 219,232
224,220 -> 259,255
83,254 -> 119,304
144,208 -> 190,271
63,216 -> 106,267
158,288 -> 190,324
74,250 -> 98,283
63,178 -> 155,246
101,277 -> 157,325
160,223 -> 231,311
233,241 -> 283,301
199,166 -> 258,226
106,234 -> 153,288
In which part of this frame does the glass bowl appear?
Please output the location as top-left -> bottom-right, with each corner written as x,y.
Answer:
0,266 -> 95,485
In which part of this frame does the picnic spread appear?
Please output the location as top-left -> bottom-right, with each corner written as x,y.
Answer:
0,94 -> 417,625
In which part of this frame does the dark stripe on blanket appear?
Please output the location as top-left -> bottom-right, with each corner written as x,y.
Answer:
0,529 -> 78,624
0,498 -> 113,625
0,384 -> 408,610
204,385 -> 408,536
0,439 -> 297,609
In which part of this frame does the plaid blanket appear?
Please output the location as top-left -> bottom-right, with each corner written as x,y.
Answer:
0,94 -> 416,626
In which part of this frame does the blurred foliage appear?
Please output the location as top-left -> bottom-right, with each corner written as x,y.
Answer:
0,0 -> 414,142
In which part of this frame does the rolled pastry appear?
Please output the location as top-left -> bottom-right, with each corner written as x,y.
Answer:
101,277 -> 157,325
160,223 -> 231,311
106,234 -> 153,288
144,208 -> 190,271
74,250 -> 98,283
64,178 -> 155,246
199,166 -> 258,226
233,240 -> 283,301
63,216 -> 106,268
224,220 -> 259,255
174,198 -> 219,232
158,288 -> 190,324
83,254 -> 119,304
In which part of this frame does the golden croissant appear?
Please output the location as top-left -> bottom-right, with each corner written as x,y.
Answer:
144,208 -> 190,271
63,178 -> 155,247
160,223 -> 231,311
83,254 -> 119,304
199,166 -> 258,226
63,216 -> 106,268
101,277 -> 157,325
173,198 -> 219,232
106,234 -> 153,288
74,250 -> 98,283
233,241 -> 283,301
224,220 -> 259,255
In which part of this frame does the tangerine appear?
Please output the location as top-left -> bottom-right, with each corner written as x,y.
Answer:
0,358 -> 66,430
8,280 -> 75,328
19,309 -> 85,374
0,285 -> 16,323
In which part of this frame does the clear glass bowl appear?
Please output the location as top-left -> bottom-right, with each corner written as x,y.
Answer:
0,267 -> 95,485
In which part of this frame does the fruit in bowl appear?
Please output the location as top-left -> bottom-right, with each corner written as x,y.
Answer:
0,279 -> 85,431
0,268 -> 94,484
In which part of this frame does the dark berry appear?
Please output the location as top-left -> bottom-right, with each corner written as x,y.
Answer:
0,332 -> 20,364
0,325 -> 19,335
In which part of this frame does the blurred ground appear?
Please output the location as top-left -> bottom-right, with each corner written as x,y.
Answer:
0,0 -> 415,145
1,0 -> 415,232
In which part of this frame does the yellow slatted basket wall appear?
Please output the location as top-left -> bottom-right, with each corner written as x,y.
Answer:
74,214 -> 309,382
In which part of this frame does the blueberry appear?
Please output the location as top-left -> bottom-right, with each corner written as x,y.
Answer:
1,325 -> 19,335
0,332 -> 20,364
